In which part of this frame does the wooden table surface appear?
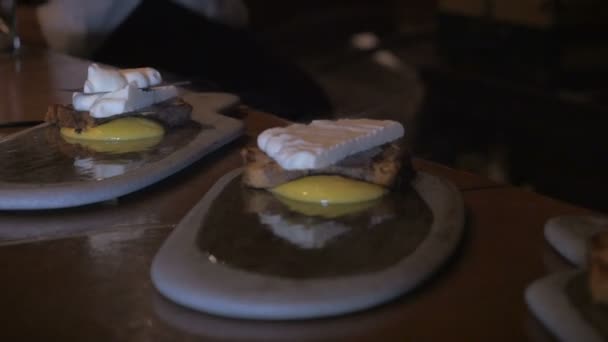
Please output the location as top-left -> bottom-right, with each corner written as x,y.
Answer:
0,49 -> 596,341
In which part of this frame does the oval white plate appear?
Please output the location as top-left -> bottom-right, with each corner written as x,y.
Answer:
0,93 -> 243,210
151,169 -> 465,320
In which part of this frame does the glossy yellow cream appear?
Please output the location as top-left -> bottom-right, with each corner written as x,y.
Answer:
274,195 -> 379,218
60,117 -> 164,141
62,135 -> 163,154
270,175 -> 386,205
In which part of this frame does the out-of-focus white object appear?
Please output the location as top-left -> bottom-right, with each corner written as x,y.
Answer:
373,50 -> 403,71
544,215 -> 608,266
526,271 -> 604,342
350,32 -> 379,51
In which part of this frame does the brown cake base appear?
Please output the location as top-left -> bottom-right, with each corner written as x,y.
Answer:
241,141 -> 414,191
45,97 -> 192,131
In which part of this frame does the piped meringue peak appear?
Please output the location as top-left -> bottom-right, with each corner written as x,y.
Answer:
72,64 -> 177,118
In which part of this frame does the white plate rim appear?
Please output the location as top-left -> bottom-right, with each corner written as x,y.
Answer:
151,169 -> 466,320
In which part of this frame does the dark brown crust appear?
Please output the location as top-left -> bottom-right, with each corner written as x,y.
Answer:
45,97 -> 192,130
241,141 -> 413,189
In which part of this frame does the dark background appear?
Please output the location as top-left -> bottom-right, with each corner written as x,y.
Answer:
243,0 -> 608,213
16,0 -> 608,212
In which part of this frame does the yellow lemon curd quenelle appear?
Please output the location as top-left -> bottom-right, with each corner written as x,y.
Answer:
60,117 -> 165,141
270,175 -> 387,205
60,117 -> 165,153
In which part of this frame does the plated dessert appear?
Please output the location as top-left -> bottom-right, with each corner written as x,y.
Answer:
233,119 -> 416,253
242,118 -> 411,201
0,65 -> 243,209
198,118 -> 423,277
45,63 -> 192,153
151,116 -> 465,319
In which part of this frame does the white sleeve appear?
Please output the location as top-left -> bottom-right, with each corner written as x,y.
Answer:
36,0 -> 141,57
36,0 -> 248,57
